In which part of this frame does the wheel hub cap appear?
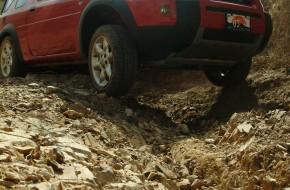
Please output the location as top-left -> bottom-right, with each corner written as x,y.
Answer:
91,36 -> 113,87
1,41 -> 13,77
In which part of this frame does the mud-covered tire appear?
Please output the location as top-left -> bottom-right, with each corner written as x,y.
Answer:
88,25 -> 138,97
0,36 -> 25,78
204,59 -> 252,87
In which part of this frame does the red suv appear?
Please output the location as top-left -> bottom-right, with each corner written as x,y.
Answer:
0,0 -> 272,96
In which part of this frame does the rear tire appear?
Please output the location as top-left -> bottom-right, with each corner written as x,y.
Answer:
88,25 -> 138,97
0,36 -> 25,78
204,59 -> 252,87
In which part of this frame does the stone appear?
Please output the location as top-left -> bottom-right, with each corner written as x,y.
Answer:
68,103 -> 87,115
124,181 -> 141,190
82,133 -> 99,147
100,131 -> 108,139
0,154 -> 11,162
262,176 -> 278,190
57,137 -> 92,160
138,145 -> 153,154
46,86 -> 59,94
63,110 -> 83,119
75,164 -> 95,181
46,148 -> 65,164
187,175 -> 198,183
26,182 -> 54,190
147,172 -> 161,180
90,148 -> 117,158
4,172 -> 22,183
179,165 -> 189,177
128,175 -> 143,184
238,137 -> 255,153
96,167 -> 116,186
111,163 -> 123,170
149,121 -> 158,127
0,180 -> 15,187
276,110 -> 286,119
59,166 -> 77,180
71,120 -> 81,128
0,130 -> 33,142
154,127 -> 163,134
160,178 -> 179,190
105,182 -> 141,190
163,156 -> 174,164
155,163 -> 177,179
178,124 -> 189,134
16,102 -> 32,109
14,146 -> 34,155
276,144 -> 287,151
125,108 -> 134,117
285,143 -> 290,152
129,135 -> 146,149
191,179 -> 204,190
177,179 -> 190,190
74,89 -> 90,96
28,83 -> 39,88
237,122 -> 253,133
252,175 -> 261,185
205,138 -> 216,144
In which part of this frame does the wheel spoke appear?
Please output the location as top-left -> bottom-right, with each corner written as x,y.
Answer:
7,46 -> 12,55
107,52 -> 113,61
2,64 -> 7,70
95,43 -> 104,55
92,61 -> 102,71
90,35 -> 113,87
5,65 -> 10,75
4,43 -> 12,55
105,65 -> 112,78
8,59 -> 13,66
0,39 -> 15,77
1,52 -> 8,59
99,70 -> 106,83
103,39 -> 109,51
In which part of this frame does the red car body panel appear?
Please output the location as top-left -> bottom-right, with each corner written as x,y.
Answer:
0,0 -> 271,67
200,0 -> 266,34
0,0 -> 91,64
27,0 -> 84,57
125,0 -> 177,26
1,0 -> 30,61
126,0 -> 266,34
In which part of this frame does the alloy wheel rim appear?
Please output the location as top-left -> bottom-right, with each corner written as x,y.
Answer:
1,40 -> 13,77
91,36 -> 113,87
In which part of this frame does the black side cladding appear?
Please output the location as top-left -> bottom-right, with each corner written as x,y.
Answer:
174,0 -> 200,48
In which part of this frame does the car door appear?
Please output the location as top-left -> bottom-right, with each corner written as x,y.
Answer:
26,0 -> 82,56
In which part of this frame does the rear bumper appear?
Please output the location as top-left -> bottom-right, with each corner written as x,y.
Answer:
130,0 -> 272,67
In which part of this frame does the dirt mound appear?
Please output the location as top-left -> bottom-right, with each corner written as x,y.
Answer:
254,0 -> 290,70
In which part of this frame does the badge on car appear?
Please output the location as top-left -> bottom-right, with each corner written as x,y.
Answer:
227,14 -> 250,32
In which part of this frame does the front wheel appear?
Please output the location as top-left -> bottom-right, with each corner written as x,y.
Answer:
204,59 -> 252,87
0,36 -> 25,78
88,25 -> 138,97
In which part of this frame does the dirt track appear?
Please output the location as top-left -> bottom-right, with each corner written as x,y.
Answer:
0,0 -> 290,188
0,66 -> 289,189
